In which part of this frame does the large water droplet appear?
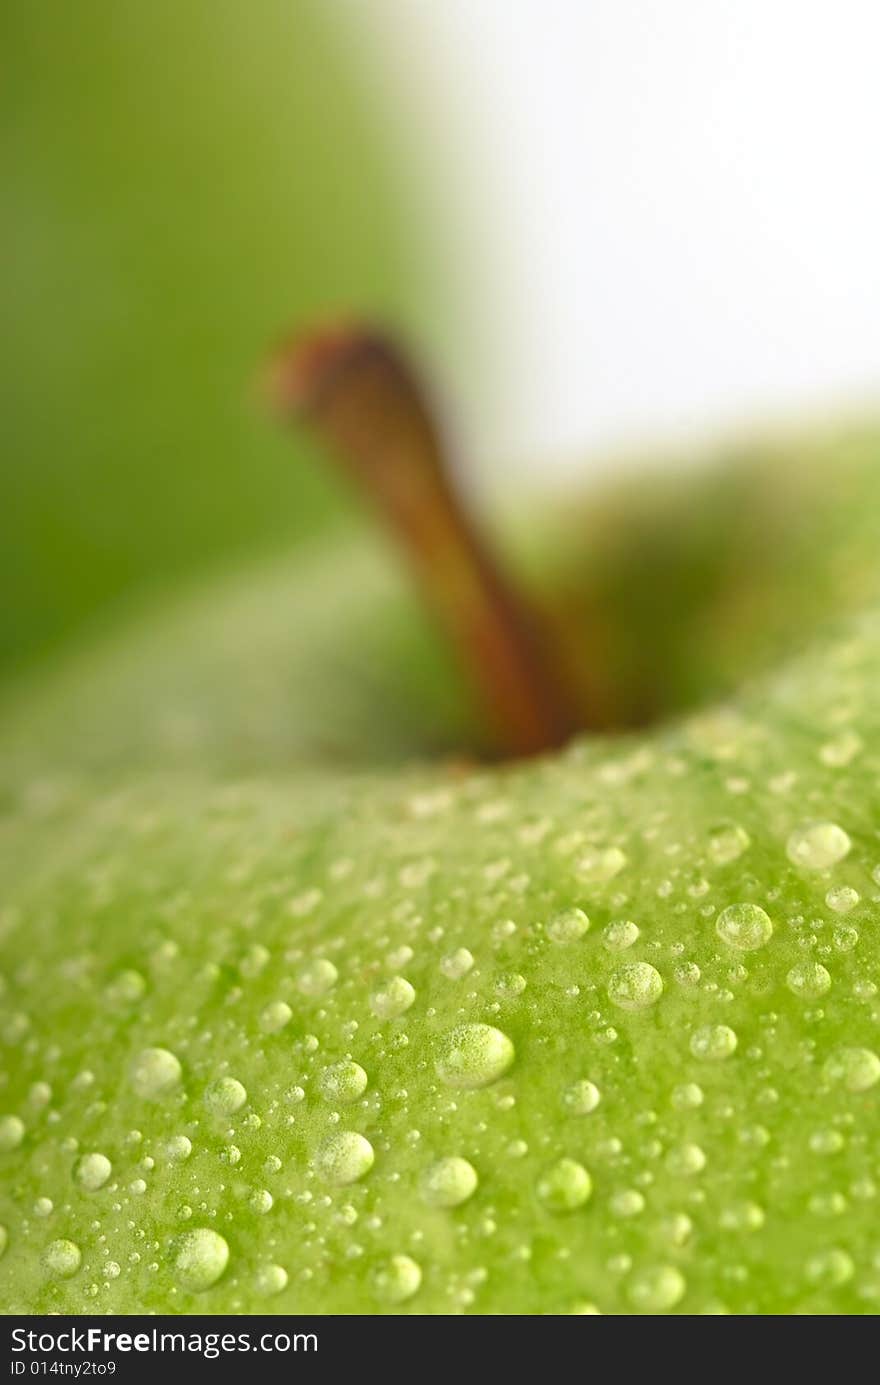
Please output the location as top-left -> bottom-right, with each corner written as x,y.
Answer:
42,1239 -> 81,1279
172,1228 -> 229,1291
319,1061 -> 368,1104
420,1156 -> 478,1208
716,902 -> 773,951
204,1077 -> 247,1115
130,1047 -> 182,1098
826,886 -> 859,914
824,1046 -> 880,1092
536,1158 -> 592,1211
435,1024 -> 514,1089
786,822 -> 852,870
603,920 -> 639,951
315,1131 -> 375,1185
787,960 -> 831,998
608,962 -> 663,1012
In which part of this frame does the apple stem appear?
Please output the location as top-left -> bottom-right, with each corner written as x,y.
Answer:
267,324 -> 580,758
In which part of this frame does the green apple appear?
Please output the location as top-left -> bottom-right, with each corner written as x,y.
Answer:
2,334 -> 880,1314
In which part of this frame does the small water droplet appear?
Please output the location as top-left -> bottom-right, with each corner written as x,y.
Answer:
440,948 -> 474,980
0,1115 -> 24,1152
819,731 -> 862,768
708,822 -> 751,865
805,1247 -> 854,1287
255,1263 -> 288,1297
315,1131 -> 375,1185
105,970 -> 147,1005
608,962 -> 663,1012
172,1228 -> 229,1291
536,1158 -> 592,1211
603,920 -> 639,951
576,846 -> 626,882
420,1156 -> 478,1208
716,902 -> 773,951
547,907 -> 590,943
370,976 -> 416,1019
610,1189 -> 644,1218
372,1254 -> 422,1304
671,1082 -> 704,1110
690,1024 -> 738,1060
435,1023 -> 514,1089
562,1080 -> 601,1115
249,1188 -> 273,1215
75,1152 -> 112,1191
665,1143 -> 707,1176
720,1200 -> 765,1232
627,1265 -> 686,1312
259,1001 -> 293,1034
129,1047 -> 181,1098
786,821 -> 852,870
164,1135 -> 192,1162
297,958 -> 338,997
826,886 -> 860,914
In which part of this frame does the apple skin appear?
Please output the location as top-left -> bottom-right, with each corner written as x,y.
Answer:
3,431 -> 880,1313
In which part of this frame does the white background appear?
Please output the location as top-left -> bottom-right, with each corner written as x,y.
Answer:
355,0 -> 880,484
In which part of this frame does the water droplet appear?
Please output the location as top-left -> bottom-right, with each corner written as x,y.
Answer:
249,1189 -> 273,1215
172,1228 -> 229,1291
547,907 -> 590,943
297,958 -> 338,997
164,1135 -> 192,1162
716,902 -> 773,951
826,886 -> 860,914
708,823 -> 751,865
690,1024 -> 738,1060
0,1226 -> 7,1258
0,1115 -> 24,1152
259,1001 -> 293,1034
562,1080 -> 601,1115
435,1023 -> 514,1090
420,1156 -> 478,1208
824,1046 -> 880,1092
440,948 -> 474,980
204,1077 -> 247,1115
787,960 -> 831,998
786,821 -> 852,870
608,962 -> 663,1012
536,1158 -> 592,1211
75,1152 -> 112,1191
495,971 -> 526,997
819,731 -> 862,768
105,970 -> 146,1005
671,1082 -> 704,1110
319,1061 -> 368,1104
34,1197 -> 53,1217
720,1200 -> 765,1232
805,1247 -> 854,1287
42,1239 -> 81,1279
239,943 -> 270,978
603,920 -> 639,951
372,1254 -> 422,1304
315,1131 -> 375,1185
255,1264 -> 288,1297
129,1047 -> 181,1098
666,1143 -> 707,1176
576,846 -> 626,882
627,1265 -> 686,1312
370,976 -> 416,1019
610,1189 -> 645,1218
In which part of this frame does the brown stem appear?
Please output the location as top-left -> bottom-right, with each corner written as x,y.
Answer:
267,323 -> 579,758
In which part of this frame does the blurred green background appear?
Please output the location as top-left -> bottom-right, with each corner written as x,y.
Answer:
1,0 -> 444,678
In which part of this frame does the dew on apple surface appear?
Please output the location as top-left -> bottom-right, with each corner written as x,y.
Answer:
536,1158 -> 592,1212
665,1143 -> 707,1177
823,1047 -> 880,1092
607,961 -> 664,1011
42,1240 -> 81,1279
171,1228 -> 229,1292
786,960 -> 832,998
602,919 -> 639,950
371,1253 -> 422,1304
434,1023 -> 514,1089
248,1189 -> 273,1215
204,1077 -> 247,1115
129,1047 -> 182,1099
609,1189 -> 644,1218
74,1153 -> 112,1191
255,1263 -> 288,1297
575,846 -> 627,883
719,1199 -> 765,1232
318,1061 -> 368,1104
440,948 -> 474,979
715,902 -> 773,951
315,1131 -> 375,1185
819,731 -> 863,768
562,1079 -> 601,1115
671,1081 -> 704,1110
164,1135 -> 192,1162
707,822 -> 751,865
259,1000 -> 293,1033
370,976 -> 416,1019
297,958 -> 338,996
104,970 -> 147,1005
805,1248 -> 854,1287
546,907 -> 590,943
786,821 -> 852,870
825,886 -> 860,914
690,1024 -> 738,1060
420,1156 -> 478,1208
627,1264 -> 686,1313
0,1115 -> 25,1152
